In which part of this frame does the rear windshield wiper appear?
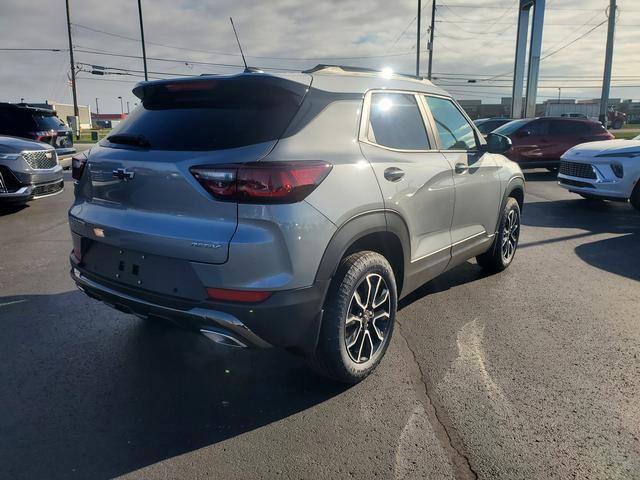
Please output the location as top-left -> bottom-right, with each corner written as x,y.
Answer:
106,134 -> 151,148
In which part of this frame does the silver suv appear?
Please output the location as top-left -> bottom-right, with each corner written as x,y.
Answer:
68,66 -> 524,383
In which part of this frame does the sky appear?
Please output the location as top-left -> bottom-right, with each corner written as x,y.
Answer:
1,0 -> 638,114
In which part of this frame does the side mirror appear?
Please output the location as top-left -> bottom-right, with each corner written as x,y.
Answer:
485,133 -> 512,154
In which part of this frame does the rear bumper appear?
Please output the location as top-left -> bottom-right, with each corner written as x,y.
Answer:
70,260 -> 326,355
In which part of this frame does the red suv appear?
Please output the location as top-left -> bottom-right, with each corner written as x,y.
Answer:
493,117 -> 614,169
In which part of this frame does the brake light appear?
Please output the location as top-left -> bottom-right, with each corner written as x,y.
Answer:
206,288 -> 272,303
191,162 -> 332,204
31,131 -> 51,141
72,151 -> 88,181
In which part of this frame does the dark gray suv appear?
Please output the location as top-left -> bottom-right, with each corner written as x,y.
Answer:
68,66 -> 524,383
0,135 -> 64,204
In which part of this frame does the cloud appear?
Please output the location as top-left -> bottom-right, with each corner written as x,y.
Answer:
0,0 -> 638,112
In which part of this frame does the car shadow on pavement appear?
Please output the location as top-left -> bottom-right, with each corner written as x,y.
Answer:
521,198 -> 640,281
0,203 -> 29,216
0,290 -> 346,480
522,169 -> 557,182
398,261 -> 489,311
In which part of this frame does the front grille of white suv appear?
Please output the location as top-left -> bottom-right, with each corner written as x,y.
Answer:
559,160 -> 596,179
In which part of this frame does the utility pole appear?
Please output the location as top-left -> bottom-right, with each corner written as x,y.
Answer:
416,0 -> 421,77
118,96 -> 124,115
137,0 -> 149,81
557,87 -> 561,103
427,0 -> 436,80
599,0 -> 616,127
126,101 -> 130,115
64,0 -> 79,118
95,97 -> 99,116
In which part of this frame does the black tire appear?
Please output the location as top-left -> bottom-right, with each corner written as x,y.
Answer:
476,197 -> 521,273
310,251 -> 397,384
631,183 -> 640,212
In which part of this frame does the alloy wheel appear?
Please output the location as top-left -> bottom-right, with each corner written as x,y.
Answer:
344,273 -> 392,364
501,209 -> 519,262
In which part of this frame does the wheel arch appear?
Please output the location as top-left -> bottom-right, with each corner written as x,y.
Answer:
314,210 -> 410,300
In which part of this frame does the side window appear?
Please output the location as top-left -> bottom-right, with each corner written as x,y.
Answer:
367,93 -> 430,150
424,96 -> 477,150
552,120 -> 589,135
527,120 -> 549,136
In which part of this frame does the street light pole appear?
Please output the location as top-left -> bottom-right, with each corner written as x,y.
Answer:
64,0 -> 79,118
416,0 -> 421,77
137,0 -> 149,81
599,0 -> 617,127
118,96 -> 124,116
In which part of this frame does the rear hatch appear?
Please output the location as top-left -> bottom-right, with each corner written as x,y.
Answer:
71,73 -> 311,276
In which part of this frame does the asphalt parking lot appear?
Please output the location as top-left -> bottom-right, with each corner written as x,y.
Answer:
1,168 -> 638,480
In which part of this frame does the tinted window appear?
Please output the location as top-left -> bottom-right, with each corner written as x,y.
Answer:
494,119 -> 530,136
105,77 -> 306,151
0,110 -> 36,133
528,120 -> 549,136
367,93 -> 429,150
551,120 -> 590,135
424,96 -> 477,150
34,114 -> 65,130
476,120 -> 507,135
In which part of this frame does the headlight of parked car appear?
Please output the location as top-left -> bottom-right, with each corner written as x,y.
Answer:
0,153 -> 21,160
610,162 -> 624,178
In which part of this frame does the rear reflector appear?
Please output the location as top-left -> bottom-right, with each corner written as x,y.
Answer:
191,161 -> 332,204
206,288 -> 272,303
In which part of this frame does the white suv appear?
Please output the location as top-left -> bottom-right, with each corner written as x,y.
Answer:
558,134 -> 640,211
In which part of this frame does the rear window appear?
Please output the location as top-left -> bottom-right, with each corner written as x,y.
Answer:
105,76 -> 307,151
476,120 -> 506,135
34,114 -> 64,130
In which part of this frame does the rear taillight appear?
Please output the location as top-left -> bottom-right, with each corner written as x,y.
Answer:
191,161 -> 332,204
71,152 -> 88,181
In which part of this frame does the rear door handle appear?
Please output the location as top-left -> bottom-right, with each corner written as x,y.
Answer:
384,167 -> 405,182
454,163 -> 469,174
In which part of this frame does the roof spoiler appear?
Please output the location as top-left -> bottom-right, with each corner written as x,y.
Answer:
303,64 -> 424,81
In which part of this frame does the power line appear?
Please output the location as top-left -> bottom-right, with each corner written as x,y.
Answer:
0,47 -> 66,52
73,22 -> 423,61
541,19 -> 608,61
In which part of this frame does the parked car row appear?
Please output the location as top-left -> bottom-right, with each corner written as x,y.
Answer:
474,116 -> 640,211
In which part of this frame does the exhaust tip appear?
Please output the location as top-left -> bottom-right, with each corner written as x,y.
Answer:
200,328 -> 248,348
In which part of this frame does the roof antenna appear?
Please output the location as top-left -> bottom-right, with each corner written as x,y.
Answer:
230,17 -> 249,71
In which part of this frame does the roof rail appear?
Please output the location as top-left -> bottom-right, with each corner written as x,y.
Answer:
303,64 -> 424,81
